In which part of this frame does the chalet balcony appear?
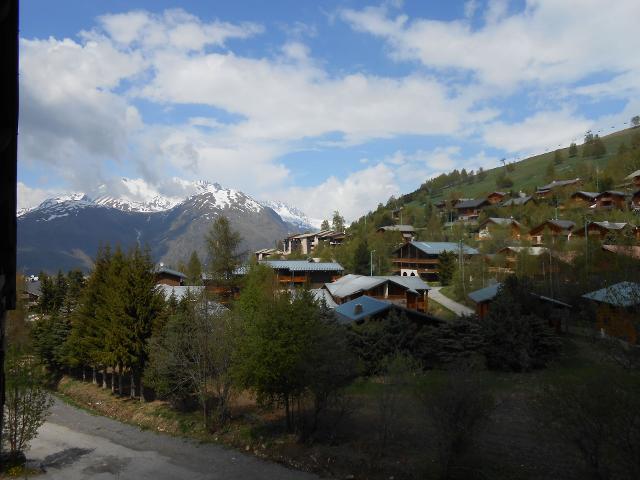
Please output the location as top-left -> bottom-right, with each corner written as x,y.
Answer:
392,258 -> 440,265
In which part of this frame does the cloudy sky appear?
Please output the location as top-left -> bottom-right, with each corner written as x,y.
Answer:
18,0 -> 640,221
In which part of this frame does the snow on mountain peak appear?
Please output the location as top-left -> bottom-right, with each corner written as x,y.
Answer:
260,200 -> 320,230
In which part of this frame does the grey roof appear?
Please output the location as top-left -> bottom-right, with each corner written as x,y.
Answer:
571,191 -> 599,200
325,274 -> 430,299
325,274 -> 388,298
625,169 -> 640,180
335,296 -> 392,323
468,283 -> 501,304
455,198 -> 489,209
25,280 -> 41,297
260,260 -> 344,272
404,241 -> 479,256
310,288 -> 339,308
582,282 -> 640,308
156,266 -> 186,278
537,178 -> 581,191
596,190 -> 627,197
156,285 -> 205,301
480,217 -> 523,228
377,225 -> 415,233
549,219 -> 576,230
590,221 -> 630,231
497,246 -> 549,256
501,196 -> 533,207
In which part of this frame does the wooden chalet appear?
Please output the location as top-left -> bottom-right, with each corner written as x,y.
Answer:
324,274 -> 430,313
595,191 -> 628,210
574,221 -> 635,240
254,248 -> 283,261
535,178 -> 581,198
625,169 -> 640,188
377,224 -> 416,242
601,244 -> 640,261
260,259 -> 343,288
155,265 -> 186,286
334,295 -> 442,326
487,191 -> 507,205
454,198 -> 490,221
500,195 -> 535,207
392,241 -> 479,281
529,219 -> 576,244
283,229 -> 346,255
468,282 -> 571,330
582,282 -> 640,344
632,190 -> 640,211
569,191 -> 599,207
477,217 -> 524,241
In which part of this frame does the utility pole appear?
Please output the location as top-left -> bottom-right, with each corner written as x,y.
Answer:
370,250 -> 376,276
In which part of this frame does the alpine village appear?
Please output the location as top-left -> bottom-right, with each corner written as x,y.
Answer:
4,122 -> 639,480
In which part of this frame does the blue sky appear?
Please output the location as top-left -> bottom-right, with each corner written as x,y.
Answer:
17,0 -> 640,221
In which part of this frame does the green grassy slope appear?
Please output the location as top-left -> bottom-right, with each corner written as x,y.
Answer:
405,127 -> 637,205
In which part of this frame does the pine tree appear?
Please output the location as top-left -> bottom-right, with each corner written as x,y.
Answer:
185,250 -> 203,285
320,219 -> 330,230
438,251 -> 456,286
568,142 -> 578,157
545,161 -> 556,182
553,149 -> 564,165
206,216 -> 244,288
332,211 -> 345,232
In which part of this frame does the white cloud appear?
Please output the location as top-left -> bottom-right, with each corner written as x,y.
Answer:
17,182 -> 60,211
282,163 -> 399,221
483,109 -> 592,154
341,1 -> 640,90
96,9 -> 263,51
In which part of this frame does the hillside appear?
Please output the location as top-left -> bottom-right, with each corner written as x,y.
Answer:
401,127 -> 638,206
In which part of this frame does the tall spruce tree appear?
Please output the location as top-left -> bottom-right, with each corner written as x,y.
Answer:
206,216 -> 244,288
352,239 -> 370,275
185,250 -> 203,285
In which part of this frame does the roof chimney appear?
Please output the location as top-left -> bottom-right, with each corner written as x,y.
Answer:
354,304 -> 363,314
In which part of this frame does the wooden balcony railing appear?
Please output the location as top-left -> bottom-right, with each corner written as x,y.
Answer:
392,258 -> 440,265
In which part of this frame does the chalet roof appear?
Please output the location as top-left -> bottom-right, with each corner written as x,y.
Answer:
156,285 -> 205,301
530,219 -> 576,235
454,198 -> 489,210
589,221 -> 630,231
625,169 -> 640,180
255,248 -> 282,255
377,225 -> 416,233
582,282 -> 640,308
479,217 -> 524,229
500,196 -> 533,207
25,280 -> 41,297
310,288 -> 339,308
261,260 -> 344,272
399,241 -> 479,256
595,190 -> 627,198
488,191 -> 506,196
530,293 -> 572,308
334,295 -> 442,324
156,266 -> 186,278
571,191 -> 599,200
536,178 -> 581,192
335,296 -> 395,323
324,273 -> 429,299
497,246 -> 549,256
468,283 -> 501,304
601,245 -> 640,260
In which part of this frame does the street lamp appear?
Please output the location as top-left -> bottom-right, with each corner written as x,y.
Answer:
370,250 -> 376,276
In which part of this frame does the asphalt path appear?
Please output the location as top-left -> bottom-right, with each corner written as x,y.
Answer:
429,286 -> 475,317
26,397 -> 320,480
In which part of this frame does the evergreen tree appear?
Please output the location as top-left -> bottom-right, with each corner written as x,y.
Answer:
352,239 -> 370,275
568,142 -> 578,157
206,216 -> 244,288
438,251 -> 457,286
320,219 -> 330,230
544,161 -> 556,182
553,149 -> 564,165
185,250 -> 203,285
332,210 -> 345,232
592,135 -> 606,158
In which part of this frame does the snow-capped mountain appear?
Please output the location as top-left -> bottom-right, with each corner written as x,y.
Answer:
17,179 -> 314,273
260,200 -> 320,231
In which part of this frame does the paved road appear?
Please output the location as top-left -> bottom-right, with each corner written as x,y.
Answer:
429,287 -> 475,317
27,397 -> 320,480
